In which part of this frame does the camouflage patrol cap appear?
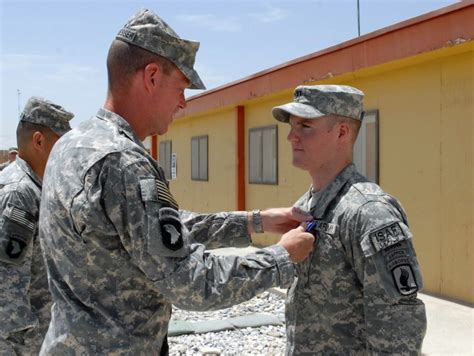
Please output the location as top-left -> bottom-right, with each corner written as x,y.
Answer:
8,147 -> 18,154
272,85 -> 364,123
116,9 -> 205,90
20,97 -> 74,136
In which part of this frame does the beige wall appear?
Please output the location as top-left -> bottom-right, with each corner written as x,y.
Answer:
161,108 -> 238,212
343,50 -> 473,303
161,44 -> 473,303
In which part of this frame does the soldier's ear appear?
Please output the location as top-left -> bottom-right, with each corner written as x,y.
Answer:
31,131 -> 45,150
337,122 -> 351,141
143,62 -> 162,92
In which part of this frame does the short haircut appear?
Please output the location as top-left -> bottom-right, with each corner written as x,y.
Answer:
16,121 -> 57,149
326,114 -> 362,143
106,40 -> 175,92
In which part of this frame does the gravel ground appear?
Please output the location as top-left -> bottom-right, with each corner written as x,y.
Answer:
169,291 -> 286,355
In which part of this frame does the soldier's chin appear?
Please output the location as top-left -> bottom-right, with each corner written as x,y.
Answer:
157,125 -> 169,136
292,157 -> 309,171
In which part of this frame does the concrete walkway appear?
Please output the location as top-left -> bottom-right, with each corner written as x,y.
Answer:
210,247 -> 473,355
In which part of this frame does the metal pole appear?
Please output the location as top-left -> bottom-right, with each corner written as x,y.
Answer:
357,0 -> 361,36
17,89 -> 21,120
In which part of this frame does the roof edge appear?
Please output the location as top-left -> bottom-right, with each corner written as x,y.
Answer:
178,1 -> 473,118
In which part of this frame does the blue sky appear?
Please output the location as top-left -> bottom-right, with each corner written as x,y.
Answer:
0,0 -> 457,149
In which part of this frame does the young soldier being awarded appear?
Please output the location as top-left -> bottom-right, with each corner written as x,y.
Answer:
272,85 -> 427,355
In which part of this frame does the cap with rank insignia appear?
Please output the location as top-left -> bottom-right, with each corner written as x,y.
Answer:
116,8 -> 205,90
20,96 -> 74,136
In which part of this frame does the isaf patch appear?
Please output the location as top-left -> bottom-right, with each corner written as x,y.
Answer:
370,222 -> 406,252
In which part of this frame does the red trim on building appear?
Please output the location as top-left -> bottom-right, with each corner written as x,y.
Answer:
177,2 -> 473,118
236,106 -> 245,210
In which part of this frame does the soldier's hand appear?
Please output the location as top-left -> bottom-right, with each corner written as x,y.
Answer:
258,207 -> 312,234
277,226 -> 315,263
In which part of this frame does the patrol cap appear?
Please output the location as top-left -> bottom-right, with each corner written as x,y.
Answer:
116,9 -> 205,90
8,147 -> 18,154
20,97 -> 74,136
272,85 -> 364,123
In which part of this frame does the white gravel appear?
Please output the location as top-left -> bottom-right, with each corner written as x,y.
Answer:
169,291 -> 287,356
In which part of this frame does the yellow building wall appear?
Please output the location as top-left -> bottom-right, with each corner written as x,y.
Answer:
343,50 -> 473,303
245,95 -> 312,245
160,108 -> 237,212
162,44 -> 473,303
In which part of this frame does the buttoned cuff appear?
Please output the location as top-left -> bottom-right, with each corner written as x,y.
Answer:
264,244 -> 295,289
228,212 -> 252,247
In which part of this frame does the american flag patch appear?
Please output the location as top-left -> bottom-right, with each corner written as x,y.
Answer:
155,179 -> 179,210
4,205 -> 36,232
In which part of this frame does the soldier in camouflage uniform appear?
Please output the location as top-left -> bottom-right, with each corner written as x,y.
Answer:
0,148 -> 18,172
39,9 -> 315,355
272,85 -> 427,354
0,97 -> 73,355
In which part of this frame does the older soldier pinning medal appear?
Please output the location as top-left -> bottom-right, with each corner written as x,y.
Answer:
38,9 -> 314,355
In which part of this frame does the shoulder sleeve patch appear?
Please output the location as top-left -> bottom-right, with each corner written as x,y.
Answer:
0,205 -> 36,265
392,264 -> 419,296
370,222 -> 406,251
139,178 -> 178,210
3,205 -> 36,232
360,221 -> 411,257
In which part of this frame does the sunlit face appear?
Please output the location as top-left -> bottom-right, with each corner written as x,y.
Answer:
287,115 -> 338,174
152,66 -> 189,135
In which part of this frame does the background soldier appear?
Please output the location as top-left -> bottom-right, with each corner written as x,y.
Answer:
39,9 -> 314,354
272,85 -> 427,354
0,148 -> 18,172
0,97 -> 73,355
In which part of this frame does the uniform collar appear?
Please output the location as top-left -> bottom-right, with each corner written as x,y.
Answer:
96,108 -> 146,150
310,164 -> 357,218
15,156 -> 42,188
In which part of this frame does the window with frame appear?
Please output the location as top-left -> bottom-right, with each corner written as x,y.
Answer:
248,125 -> 278,184
191,135 -> 208,181
354,110 -> 379,183
159,140 -> 172,180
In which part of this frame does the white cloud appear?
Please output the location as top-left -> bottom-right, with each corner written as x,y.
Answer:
249,7 -> 289,23
176,14 -> 242,32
